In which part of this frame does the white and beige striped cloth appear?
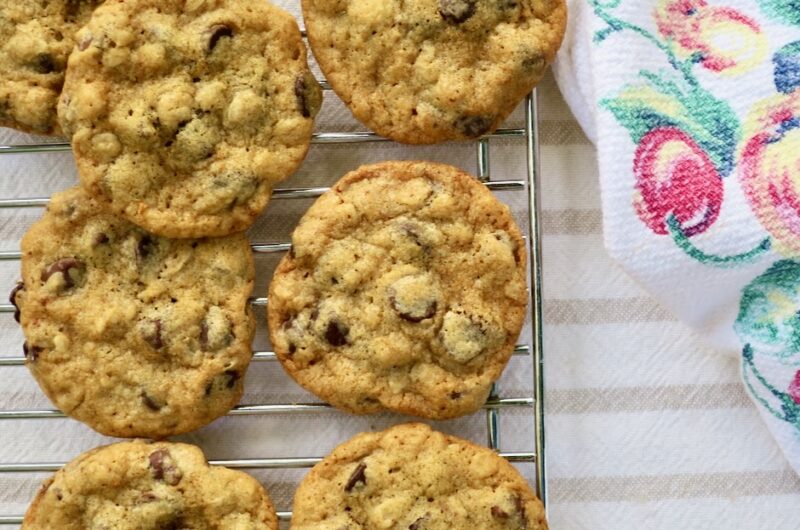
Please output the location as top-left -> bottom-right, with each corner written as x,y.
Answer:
1,0 -> 799,525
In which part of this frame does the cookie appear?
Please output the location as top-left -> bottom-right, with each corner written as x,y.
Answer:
291,423 -> 547,530
267,161 -> 527,419
0,1 -> 102,135
301,0 -> 565,144
12,186 -> 255,438
58,0 -> 322,238
23,440 -> 279,529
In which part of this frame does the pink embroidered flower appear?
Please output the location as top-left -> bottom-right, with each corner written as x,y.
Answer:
633,127 -> 723,236
655,0 -> 766,74
739,90 -> 800,255
789,370 -> 800,405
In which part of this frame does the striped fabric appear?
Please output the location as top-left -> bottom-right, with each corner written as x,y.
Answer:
537,74 -> 800,527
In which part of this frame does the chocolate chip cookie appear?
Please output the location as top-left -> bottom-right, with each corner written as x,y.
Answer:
12,187 -> 255,438
291,423 -> 547,530
301,0 -> 565,144
267,161 -> 528,419
0,1 -> 102,135
23,440 -> 278,529
58,0 -> 322,238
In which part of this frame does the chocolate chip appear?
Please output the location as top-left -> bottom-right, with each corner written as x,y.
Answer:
199,307 -> 233,351
515,495 -> 527,524
41,258 -> 85,290
387,275 -> 438,322
344,462 -> 367,492
204,370 -> 240,395
141,319 -> 163,350
33,53 -> 56,74
450,391 -> 462,399
293,72 -> 322,119
139,491 -> 158,503
409,516 -> 429,530
9,282 -> 23,323
65,0 -> 81,20
149,449 -> 182,485
23,342 -> 42,362
453,115 -> 493,138
522,52 -> 545,72
137,235 -> 156,260
141,391 -> 163,411
223,369 -> 240,388
208,24 -> 233,52
93,232 -> 110,246
325,320 -> 349,347
491,505 -> 510,519
389,293 -> 436,323
439,0 -> 477,23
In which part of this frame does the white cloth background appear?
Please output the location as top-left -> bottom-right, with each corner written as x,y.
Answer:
1,1 -> 799,528
553,0 -> 800,506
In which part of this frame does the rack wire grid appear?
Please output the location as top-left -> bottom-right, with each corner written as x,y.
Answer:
0,28 -> 546,530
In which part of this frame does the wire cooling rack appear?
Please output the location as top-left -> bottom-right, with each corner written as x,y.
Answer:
0,53 -> 546,528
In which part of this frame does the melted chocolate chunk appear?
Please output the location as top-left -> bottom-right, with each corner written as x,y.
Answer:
23,342 -> 42,362
41,258 -> 85,289
439,0 -> 477,23
295,76 -> 311,118
64,0 -> 81,20
141,391 -> 163,411
148,449 -> 182,485
409,516 -> 429,530
515,495 -> 527,524
344,462 -> 367,492
208,24 -> 234,52
137,235 -> 157,260
453,115 -> 493,138
325,320 -> 349,347
9,282 -> 23,323
491,505 -> 510,519
389,293 -> 437,323
204,370 -> 240,395
141,319 -> 163,350
33,53 -> 56,74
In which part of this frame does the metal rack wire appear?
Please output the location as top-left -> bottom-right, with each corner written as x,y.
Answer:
0,88 -> 546,525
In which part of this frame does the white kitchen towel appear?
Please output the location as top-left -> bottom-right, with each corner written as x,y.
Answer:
553,0 -> 800,475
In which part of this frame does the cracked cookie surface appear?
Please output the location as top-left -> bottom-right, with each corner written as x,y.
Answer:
0,0 -> 101,135
23,441 -> 278,530
291,423 -> 547,530
267,161 -> 527,419
301,0 -> 565,144
13,187 -> 255,438
58,0 -> 322,237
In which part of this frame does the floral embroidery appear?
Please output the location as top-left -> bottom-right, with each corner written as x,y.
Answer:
774,41 -> 800,94
592,0 -> 800,437
656,0 -> 767,74
739,90 -> 800,256
758,0 -> 800,26
594,0 -> 771,266
633,127 -> 722,236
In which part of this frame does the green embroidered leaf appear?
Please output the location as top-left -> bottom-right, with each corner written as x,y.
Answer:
759,0 -> 800,26
735,260 -> 800,358
602,71 -> 740,176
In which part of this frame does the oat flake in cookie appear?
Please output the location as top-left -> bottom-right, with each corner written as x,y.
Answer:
291,423 -> 547,530
58,0 -> 322,238
301,0 -> 565,144
267,161 -> 528,419
22,441 -> 279,529
0,1 -> 102,135
12,187 -> 255,438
